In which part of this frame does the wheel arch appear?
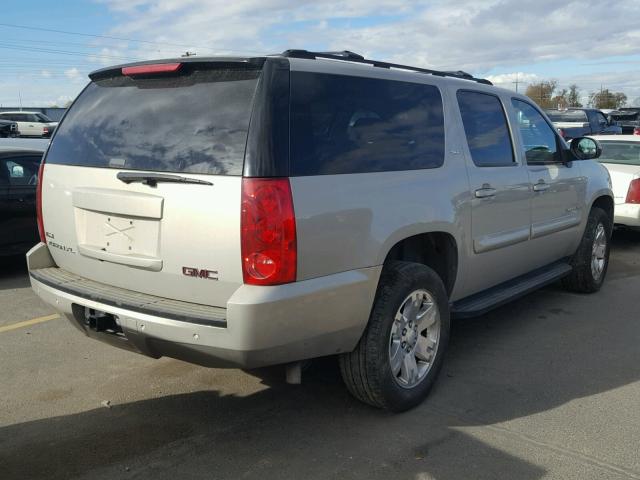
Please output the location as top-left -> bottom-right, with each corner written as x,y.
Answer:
381,231 -> 459,296
590,194 -> 614,228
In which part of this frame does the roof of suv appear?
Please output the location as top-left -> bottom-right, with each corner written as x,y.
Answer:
89,49 -> 494,86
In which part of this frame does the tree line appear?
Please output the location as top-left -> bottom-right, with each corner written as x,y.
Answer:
525,81 -> 628,110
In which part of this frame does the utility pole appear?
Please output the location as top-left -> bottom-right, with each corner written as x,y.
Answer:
512,73 -> 521,93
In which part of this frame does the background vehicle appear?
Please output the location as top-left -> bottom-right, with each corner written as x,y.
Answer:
0,111 -> 58,137
28,51 -> 613,411
590,135 -> 640,227
0,147 -> 44,256
609,108 -> 640,135
0,119 -> 19,138
546,108 -> 622,139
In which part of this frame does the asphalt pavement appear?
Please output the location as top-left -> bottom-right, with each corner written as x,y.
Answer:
1,230 -> 639,480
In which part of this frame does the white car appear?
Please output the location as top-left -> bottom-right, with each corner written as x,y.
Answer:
591,135 -> 640,227
0,111 -> 58,138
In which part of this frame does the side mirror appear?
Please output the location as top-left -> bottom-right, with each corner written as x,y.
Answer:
570,137 -> 602,160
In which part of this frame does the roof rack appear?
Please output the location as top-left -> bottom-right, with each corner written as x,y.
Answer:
281,49 -> 492,85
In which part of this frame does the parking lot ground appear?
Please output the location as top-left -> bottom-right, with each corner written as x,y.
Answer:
1,231 -> 639,480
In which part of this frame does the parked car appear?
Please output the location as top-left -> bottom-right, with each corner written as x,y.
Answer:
609,108 -> 640,135
27,50 -> 613,411
0,111 -> 58,137
0,119 -> 19,138
0,147 -> 44,256
545,108 -> 622,139
590,135 -> 640,227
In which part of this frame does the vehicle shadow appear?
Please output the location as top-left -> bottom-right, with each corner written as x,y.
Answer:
0,255 -> 30,290
1,235 -> 639,479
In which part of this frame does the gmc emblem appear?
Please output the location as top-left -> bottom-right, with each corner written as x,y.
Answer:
182,267 -> 219,281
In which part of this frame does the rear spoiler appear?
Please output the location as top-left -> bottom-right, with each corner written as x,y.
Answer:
89,56 -> 267,81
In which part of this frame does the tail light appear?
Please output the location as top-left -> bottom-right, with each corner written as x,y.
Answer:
626,178 -> 640,204
241,178 -> 296,285
633,127 -> 640,136
122,63 -> 182,76
36,162 -> 46,242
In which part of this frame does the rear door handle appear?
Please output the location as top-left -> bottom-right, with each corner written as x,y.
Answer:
474,187 -> 497,199
533,182 -> 550,192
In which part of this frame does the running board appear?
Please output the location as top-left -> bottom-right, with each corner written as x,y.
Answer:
451,261 -> 573,318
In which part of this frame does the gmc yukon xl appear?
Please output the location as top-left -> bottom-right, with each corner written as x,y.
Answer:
28,50 -> 613,411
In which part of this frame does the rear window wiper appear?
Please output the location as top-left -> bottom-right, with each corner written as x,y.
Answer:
116,172 -> 213,186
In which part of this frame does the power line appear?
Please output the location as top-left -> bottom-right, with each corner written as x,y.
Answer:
0,43 -> 142,61
0,22 -> 202,49
0,23 -> 268,56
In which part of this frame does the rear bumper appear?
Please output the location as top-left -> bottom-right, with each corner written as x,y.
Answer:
614,203 -> 640,227
27,243 -> 380,368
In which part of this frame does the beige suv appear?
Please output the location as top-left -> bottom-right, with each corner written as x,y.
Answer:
28,50 -> 613,411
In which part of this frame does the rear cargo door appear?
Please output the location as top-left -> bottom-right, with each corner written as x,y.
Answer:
40,62 -> 263,307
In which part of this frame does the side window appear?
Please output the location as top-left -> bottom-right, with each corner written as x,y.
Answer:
596,112 -> 608,128
290,72 -> 445,175
457,91 -> 514,167
4,157 -> 40,186
511,99 -> 560,164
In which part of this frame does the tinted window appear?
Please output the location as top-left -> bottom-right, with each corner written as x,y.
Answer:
290,72 -> 444,175
2,156 -> 40,186
596,112 -> 608,127
36,113 -> 53,122
545,110 -> 588,123
598,141 -> 640,165
512,99 -> 560,163
45,68 -> 260,175
457,91 -> 514,167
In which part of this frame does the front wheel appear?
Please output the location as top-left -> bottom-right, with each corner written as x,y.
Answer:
339,261 -> 450,412
562,207 -> 612,293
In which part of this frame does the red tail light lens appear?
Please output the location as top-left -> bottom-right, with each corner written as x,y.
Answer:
241,178 -> 297,285
626,178 -> 640,204
633,127 -> 640,136
36,162 -> 45,242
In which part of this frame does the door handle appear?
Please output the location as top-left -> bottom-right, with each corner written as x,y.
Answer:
474,187 -> 497,199
533,182 -> 550,192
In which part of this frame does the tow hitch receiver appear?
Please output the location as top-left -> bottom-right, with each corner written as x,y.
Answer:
83,307 -> 123,335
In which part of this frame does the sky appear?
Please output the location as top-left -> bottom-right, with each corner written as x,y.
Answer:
1,0 -> 639,107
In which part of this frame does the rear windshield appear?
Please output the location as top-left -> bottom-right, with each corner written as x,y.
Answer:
611,111 -> 639,121
45,67 -> 260,175
546,110 -> 588,123
597,141 -> 640,165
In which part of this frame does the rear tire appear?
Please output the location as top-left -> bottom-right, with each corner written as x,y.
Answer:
339,261 -> 450,412
562,207 -> 611,293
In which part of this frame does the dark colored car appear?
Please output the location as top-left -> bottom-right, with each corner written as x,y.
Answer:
545,108 -> 622,139
0,148 -> 44,256
0,119 -> 19,138
610,108 -> 640,134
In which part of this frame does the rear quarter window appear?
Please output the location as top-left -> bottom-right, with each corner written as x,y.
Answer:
45,67 -> 260,175
290,72 -> 445,175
